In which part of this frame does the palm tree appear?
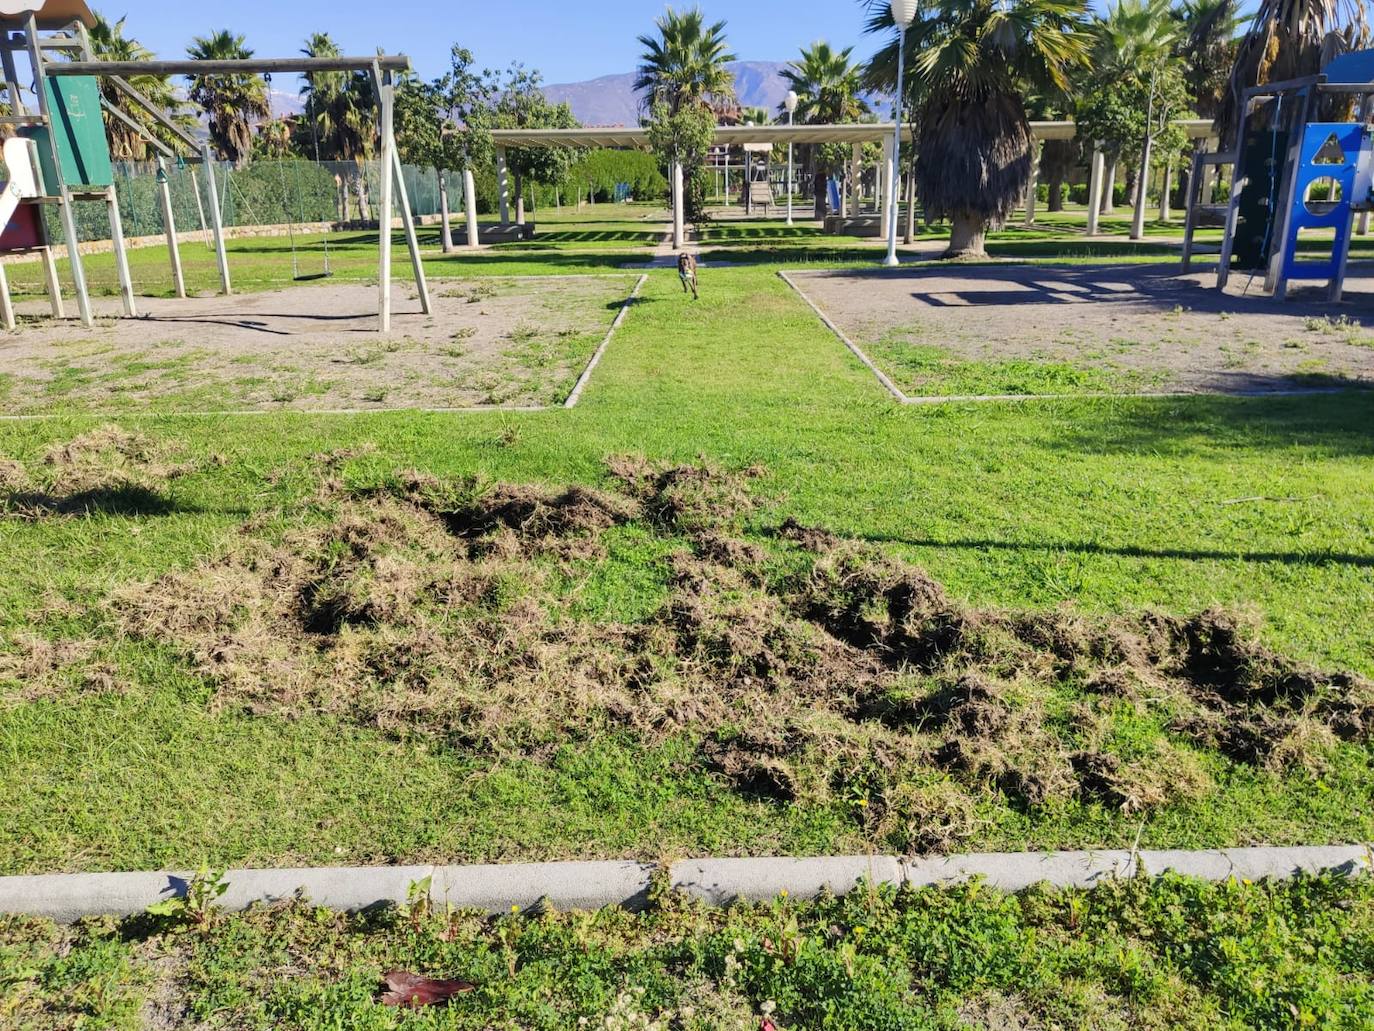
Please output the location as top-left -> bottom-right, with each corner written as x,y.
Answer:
781,42 -> 868,218
1217,0 -> 1367,144
186,30 -> 269,168
1176,0 -> 1243,119
634,6 -> 737,115
1089,0 -> 1186,228
88,14 -> 192,160
865,0 -> 1091,257
299,32 -> 377,221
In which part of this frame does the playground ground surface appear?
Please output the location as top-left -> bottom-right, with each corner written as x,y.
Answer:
787,263 -> 1374,397
1,276 -> 636,413
0,202 -> 1371,1028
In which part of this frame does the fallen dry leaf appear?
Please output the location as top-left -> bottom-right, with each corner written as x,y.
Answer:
379,969 -> 475,1008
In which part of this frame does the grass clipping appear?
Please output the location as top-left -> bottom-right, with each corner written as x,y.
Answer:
105,454 -> 1374,852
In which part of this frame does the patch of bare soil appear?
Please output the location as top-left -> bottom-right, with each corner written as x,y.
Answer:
11,436 -> 1365,852
791,264 -> 1374,395
0,277 -> 636,413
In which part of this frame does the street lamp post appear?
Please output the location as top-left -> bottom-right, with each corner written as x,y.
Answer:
784,90 -> 798,226
884,0 -> 918,267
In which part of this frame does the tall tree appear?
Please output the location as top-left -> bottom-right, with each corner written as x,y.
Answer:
425,46 -> 495,247
88,13 -> 192,160
1176,0 -> 1243,119
185,29 -> 269,168
1077,0 -> 1189,235
298,32 -> 378,221
487,63 -> 579,224
634,6 -> 737,116
1218,0 -> 1367,144
637,7 -> 737,224
781,42 -> 867,218
865,0 -> 1091,257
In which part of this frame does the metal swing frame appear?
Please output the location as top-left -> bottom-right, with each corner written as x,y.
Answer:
3,2 -> 427,333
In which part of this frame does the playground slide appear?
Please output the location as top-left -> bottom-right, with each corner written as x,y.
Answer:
0,137 -> 44,252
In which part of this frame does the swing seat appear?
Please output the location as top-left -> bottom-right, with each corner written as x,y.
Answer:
293,271 -> 333,282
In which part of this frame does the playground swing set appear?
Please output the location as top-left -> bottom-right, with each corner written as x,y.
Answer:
0,0 -> 428,333
1182,47 -> 1374,302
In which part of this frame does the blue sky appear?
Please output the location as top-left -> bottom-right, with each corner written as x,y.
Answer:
120,1 -> 880,85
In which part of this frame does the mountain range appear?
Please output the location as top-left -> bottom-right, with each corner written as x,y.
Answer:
543,60 -> 792,126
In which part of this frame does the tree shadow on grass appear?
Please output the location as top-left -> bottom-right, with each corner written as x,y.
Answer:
858,530 -> 1374,570
3,484 -> 201,519
1032,391 -> 1374,459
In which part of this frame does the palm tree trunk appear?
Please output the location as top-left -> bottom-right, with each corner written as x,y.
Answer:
355,168 -> 372,224
946,211 -> 987,258
1047,174 -> 1065,212
814,173 -> 828,219
438,171 -> 453,253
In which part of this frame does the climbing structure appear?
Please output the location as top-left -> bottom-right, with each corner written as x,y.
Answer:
1182,48 -> 1374,302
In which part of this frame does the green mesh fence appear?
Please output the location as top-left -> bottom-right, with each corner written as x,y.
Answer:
39,159 -> 449,243
0,158 -> 454,300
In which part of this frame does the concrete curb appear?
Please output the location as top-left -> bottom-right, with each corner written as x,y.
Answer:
777,269 -> 907,402
564,273 -> 647,408
2,846 -> 1368,923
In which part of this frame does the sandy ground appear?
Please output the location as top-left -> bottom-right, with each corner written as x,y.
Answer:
789,263 -> 1374,395
0,277 -> 638,413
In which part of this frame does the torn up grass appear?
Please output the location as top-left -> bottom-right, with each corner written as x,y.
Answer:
2,871 -> 1372,1029
2,437 -> 1372,869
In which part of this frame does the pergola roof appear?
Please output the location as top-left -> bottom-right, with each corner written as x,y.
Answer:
491,119 -> 1216,150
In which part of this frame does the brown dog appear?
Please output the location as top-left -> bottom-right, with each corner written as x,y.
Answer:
678,252 -> 699,300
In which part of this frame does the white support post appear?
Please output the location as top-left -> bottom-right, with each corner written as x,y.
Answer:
105,185 -> 136,317
189,167 -> 210,246
874,148 -> 884,217
200,145 -> 232,294
390,141 -> 430,314
25,15 -> 92,327
463,167 -> 479,247
1158,162 -> 1172,223
671,160 -> 684,249
1024,140 -> 1040,227
1086,147 -> 1104,236
905,166 -> 916,244
156,157 -> 186,298
38,234 -> 63,319
496,147 -> 510,226
376,62 -> 395,333
849,142 -> 861,219
0,261 -> 13,331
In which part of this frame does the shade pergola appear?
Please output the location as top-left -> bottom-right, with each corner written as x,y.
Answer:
489,119 -> 1217,247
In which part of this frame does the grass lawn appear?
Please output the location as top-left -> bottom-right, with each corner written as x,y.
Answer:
3,872 -> 1372,1029
0,247 -> 1371,875
1,206 -> 1372,1027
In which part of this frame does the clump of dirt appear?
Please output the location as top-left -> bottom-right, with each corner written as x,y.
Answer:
89,454 -> 1374,852
0,425 -> 198,519
0,632 -> 114,701
607,454 -> 762,533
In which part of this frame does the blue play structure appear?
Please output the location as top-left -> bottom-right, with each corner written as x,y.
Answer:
1277,121 -> 1370,299
1192,47 -> 1374,301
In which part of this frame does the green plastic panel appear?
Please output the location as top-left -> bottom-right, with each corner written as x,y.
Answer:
23,75 -> 113,189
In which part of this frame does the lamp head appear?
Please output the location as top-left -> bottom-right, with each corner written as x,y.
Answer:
890,0 -> 919,26
784,90 -> 798,114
